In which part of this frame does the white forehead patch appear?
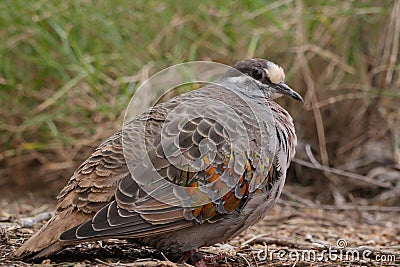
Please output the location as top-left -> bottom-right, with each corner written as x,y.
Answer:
266,62 -> 285,84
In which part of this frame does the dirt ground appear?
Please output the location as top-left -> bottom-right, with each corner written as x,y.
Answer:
0,195 -> 399,267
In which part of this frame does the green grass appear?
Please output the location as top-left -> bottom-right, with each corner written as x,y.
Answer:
0,0 -> 398,195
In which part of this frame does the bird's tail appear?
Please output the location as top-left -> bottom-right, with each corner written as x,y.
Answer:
14,209 -> 91,261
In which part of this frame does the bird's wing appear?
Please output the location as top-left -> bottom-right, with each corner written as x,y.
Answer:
57,131 -> 129,214
14,130 -> 129,260
59,86 -> 277,242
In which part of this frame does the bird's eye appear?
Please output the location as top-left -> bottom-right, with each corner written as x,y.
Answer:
251,68 -> 263,80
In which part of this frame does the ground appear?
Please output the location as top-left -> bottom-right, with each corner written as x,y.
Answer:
1,196 -> 399,267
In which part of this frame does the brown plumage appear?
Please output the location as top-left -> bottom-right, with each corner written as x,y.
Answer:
14,59 -> 302,264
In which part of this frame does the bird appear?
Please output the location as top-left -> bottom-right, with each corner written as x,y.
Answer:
14,58 -> 302,266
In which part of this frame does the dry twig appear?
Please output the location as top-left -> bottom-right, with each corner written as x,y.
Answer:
293,146 -> 392,189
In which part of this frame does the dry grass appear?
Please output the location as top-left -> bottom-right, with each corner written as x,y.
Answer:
0,1 -> 399,265
1,197 -> 399,266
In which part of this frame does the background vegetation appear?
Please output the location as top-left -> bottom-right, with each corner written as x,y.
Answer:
0,0 -> 399,208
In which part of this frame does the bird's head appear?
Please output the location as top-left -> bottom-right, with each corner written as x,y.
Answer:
226,58 -> 303,101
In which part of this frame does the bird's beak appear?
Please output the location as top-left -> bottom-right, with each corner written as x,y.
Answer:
277,82 -> 303,102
